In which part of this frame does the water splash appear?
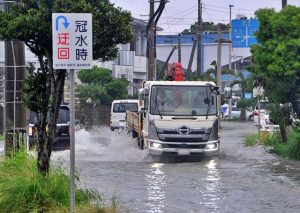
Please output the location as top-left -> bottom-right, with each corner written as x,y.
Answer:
52,126 -> 151,162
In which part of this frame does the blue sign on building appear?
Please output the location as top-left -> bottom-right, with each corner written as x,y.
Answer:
232,19 -> 259,48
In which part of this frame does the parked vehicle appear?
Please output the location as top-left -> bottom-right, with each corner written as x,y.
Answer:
253,101 -> 270,126
27,105 -> 70,151
126,79 -> 220,157
110,99 -> 140,131
252,101 -> 279,132
260,112 -> 279,132
224,106 -> 253,120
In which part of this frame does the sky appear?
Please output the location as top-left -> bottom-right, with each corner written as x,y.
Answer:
110,0 -> 300,34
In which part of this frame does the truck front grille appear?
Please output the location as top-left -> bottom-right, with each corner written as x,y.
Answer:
157,128 -> 210,143
163,137 -> 207,142
162,144 -> 206,149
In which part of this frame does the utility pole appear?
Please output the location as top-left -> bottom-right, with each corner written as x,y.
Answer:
196,0 -> 202,79
147,0 -> 156,81
157,45 -> 177,80
228,5 -> 233,70
228,4 -> 234,119
4,0 -> 27,155
186,37 -> 197,80
178,33 -> 181,63
282,0 -> 287,8
217,24 -> 222,114
147,0 -> 167,80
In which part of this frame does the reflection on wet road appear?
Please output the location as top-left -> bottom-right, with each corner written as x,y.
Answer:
52,122 -> 300,212
145,163 -> 166,213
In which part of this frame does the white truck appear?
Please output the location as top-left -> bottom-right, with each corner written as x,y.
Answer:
126,80 -> 220,157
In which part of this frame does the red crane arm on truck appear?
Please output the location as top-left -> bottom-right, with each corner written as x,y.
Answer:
166,62 -> 184,81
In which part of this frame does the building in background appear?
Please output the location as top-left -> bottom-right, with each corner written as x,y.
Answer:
96,18 -> 155,95
0,17 -> 259,100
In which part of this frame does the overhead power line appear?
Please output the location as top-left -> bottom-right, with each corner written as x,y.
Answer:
204,3 -> 257,12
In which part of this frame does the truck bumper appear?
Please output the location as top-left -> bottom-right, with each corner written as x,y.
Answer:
147,139 -> 219,156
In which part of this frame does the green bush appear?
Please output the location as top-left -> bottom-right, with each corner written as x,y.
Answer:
285,131 -> 300,159
255,130 -> 300,160
0,150 -> 105,212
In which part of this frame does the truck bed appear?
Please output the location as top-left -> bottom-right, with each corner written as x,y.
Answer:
125,110 -> 142,137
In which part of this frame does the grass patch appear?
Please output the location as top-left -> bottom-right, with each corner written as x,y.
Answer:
0,150 -> 113,212
0,134 -> 4,141
244,134 -> 258,146
244,132 -> 271,146
248,130 -> 300,160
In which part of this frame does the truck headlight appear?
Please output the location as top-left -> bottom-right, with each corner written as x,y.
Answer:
206,143 -> 217,150
150,142 -> 162,149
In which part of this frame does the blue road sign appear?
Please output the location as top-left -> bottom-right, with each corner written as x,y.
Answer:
232,19 -> 258,48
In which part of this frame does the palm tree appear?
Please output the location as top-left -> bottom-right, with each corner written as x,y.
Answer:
206,60 -> 253,121
229,71 -> 247,98
203,60 -> 235,82
230,71 -> 250,120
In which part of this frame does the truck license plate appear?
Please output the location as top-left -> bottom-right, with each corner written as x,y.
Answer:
178,149 -> 190,155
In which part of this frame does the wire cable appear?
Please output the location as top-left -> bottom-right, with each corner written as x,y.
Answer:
163,7 -> 171,33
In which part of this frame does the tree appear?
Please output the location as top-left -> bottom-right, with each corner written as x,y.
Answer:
200,60 -> 236,83
230,72 -> 251,121
0,0 -> 132,175
229,72 -> 248,99
76,67 -> 129,105
251,6 -> 300,141
182,22 -> 229,34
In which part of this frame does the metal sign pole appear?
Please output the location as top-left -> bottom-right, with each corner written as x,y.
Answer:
69,69 -> 75,213
52,13 -> 92,211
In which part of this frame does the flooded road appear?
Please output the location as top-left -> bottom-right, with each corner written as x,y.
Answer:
52,121 -> 300,212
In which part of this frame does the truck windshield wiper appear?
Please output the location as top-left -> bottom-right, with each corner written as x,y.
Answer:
205,88 -> 211,120
155,95 -> 163,119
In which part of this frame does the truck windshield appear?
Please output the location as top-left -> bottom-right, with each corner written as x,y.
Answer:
150,85 -> 217,116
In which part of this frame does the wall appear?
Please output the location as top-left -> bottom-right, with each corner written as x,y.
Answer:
77,103 -> 111,130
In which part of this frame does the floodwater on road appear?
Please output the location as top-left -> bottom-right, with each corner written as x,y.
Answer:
51,121 -> 300,212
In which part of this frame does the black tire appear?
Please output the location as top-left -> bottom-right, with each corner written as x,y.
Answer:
138,137 -> 144,150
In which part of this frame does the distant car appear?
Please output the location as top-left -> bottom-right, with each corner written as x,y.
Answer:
110,99 -> 140,131
260,112 -> 279,132
27,105 -> 70,151
253,101 -> 270,126
224,106 -> 253,120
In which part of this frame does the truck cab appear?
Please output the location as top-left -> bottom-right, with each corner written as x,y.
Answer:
128,81 -> 220,157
